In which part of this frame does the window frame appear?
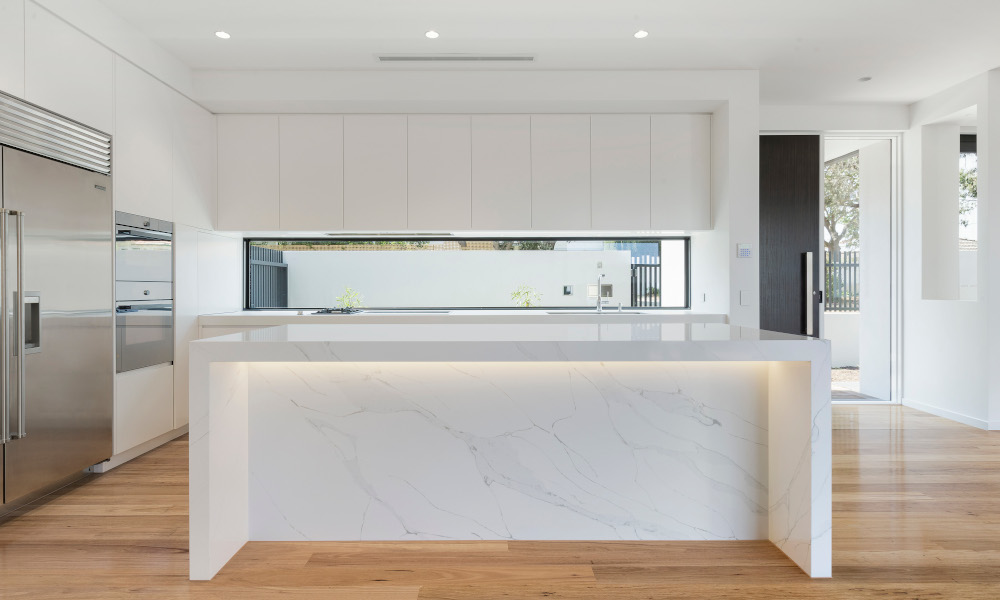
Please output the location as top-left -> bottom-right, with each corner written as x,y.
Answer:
244,235 -> 692,311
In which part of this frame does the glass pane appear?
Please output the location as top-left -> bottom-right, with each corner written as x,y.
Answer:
959,148 -> 977,300
247,238 -> 689,310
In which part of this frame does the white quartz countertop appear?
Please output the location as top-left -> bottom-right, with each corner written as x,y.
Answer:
191,322 -> 829,363
198,310 -> 729,328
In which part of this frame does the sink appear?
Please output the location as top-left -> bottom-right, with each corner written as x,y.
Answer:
365,310 -> 452,314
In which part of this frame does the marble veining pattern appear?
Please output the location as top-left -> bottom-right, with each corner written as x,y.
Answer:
248,362 -> 771,543
188,323 -> 832,579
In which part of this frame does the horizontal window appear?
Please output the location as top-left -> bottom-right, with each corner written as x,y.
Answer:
246,237 -> 690,311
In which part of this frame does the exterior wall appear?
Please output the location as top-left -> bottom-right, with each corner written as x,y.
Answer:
284,250 -> 670,309
825,312 -> 859,368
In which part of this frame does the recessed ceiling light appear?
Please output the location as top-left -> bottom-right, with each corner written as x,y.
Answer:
425,30 -> 439,39
215,31 -> 231,39
634,30 -> 649,39
858,76 -> 873,82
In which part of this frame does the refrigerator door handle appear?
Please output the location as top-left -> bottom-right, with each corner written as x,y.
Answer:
14,210 -> 25,439
1,209 -> 8,444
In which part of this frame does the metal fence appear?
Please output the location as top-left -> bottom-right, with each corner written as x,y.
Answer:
248,245 -> 288,308
825,251 -> 859,312
631,262 -> 662,307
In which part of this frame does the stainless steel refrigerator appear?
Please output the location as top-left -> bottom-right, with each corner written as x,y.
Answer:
0,101 -> 113,513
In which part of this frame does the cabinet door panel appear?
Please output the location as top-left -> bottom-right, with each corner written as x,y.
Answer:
344,115 -> 407,230
407,115 -> 471,230
280,115 -> 344,230
591,114 -> 650,230
651,114 -> 711,230
531,115 -> 591,230
115,365 -> 173,455
24,4 -> 113,133
114,58 -> 173,221
471,115 -> 531,230
217,115 -> 279,231
173,94 -> 217,230
0,0 -> 25,98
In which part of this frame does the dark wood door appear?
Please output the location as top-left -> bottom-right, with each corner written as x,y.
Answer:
759,135 -> 821,336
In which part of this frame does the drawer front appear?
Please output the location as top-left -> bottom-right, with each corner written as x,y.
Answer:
115,281 -> 172,301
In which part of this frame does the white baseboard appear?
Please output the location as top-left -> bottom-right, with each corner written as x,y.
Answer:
901,398 -> 988,430
88,425 -> 189,473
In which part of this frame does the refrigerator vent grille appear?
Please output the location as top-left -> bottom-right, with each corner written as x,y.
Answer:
0,91 -> 111,175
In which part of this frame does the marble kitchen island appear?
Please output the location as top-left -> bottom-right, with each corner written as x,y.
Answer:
189,322 -> 831,580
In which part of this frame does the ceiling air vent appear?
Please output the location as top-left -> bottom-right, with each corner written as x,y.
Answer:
377,54 -> 535,63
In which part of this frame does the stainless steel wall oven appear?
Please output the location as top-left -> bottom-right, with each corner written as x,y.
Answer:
114,212 -> 173,374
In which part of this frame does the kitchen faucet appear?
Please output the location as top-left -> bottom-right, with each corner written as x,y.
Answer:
596,273 -> 605,313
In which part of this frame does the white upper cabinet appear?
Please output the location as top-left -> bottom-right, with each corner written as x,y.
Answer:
591,115 -> 651,230
213,112 -> 712,233
172,93 -> 217,230
531,115 -> 591,230
114,58 -> 174,221
0,0 -> 25,98
24,4 -> 113,133
651,114 -> 711,230
279,115 -> 344,230
217,115 -> 280,231
344,115 -> 407,231
407,115 -> 471,231
471,115 -> 531,230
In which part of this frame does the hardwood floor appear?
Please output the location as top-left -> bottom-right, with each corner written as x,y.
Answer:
1,405 -> 998,599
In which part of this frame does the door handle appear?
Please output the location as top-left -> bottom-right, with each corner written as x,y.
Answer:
14,210 -> 25,439
804,251 -> 814,337
0,210 -> 7,444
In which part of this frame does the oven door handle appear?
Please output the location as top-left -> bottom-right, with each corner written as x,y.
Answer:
116,228 -> 172,242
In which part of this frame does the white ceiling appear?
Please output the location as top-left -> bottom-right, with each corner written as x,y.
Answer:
98,0 -> 1000,104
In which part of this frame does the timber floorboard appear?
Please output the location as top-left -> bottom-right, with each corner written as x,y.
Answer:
0,405 -> 997,599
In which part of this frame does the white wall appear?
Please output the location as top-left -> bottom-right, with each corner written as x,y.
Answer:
858,140 -> 892,399
902,72 -> 995,428
960,250 -> 978,300
985,70 -> 1000,430
824,312 -> 859,368
285,250 -> 639,309
760,104 -> 909,133
920,123 -> 961,300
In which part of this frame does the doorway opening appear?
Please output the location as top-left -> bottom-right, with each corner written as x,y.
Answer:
823,137 -> 894,401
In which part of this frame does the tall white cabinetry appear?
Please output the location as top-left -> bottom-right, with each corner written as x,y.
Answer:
530,115 -> 592,230
344,115 -> 408,230
24,3 -> 113,133
0,0 -> 25,98
173,93 -> 218,231
114,58 -> 174,221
